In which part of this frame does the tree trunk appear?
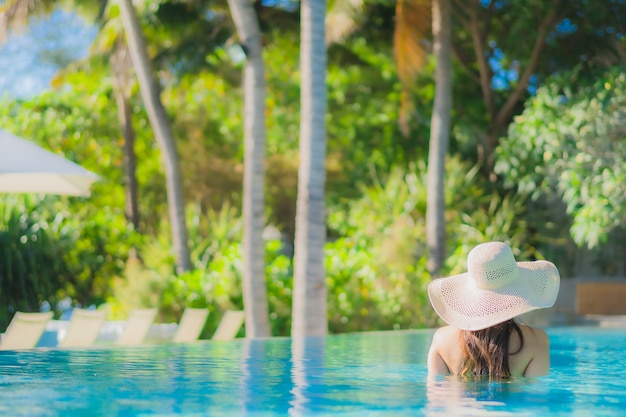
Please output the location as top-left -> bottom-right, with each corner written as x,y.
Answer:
291,0 -> 328,338
227,0 -> 271,338
117,0 -> 192,273
426,0 -> 452,277
111,42 -> 140,234
466,0 -> 561,177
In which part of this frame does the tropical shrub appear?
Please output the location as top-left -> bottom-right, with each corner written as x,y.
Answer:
325,155 -> 534,332
106,203 -> 293,337
0,196 -> 69,327
0,195 -> 138,328
496,66 -> 626,250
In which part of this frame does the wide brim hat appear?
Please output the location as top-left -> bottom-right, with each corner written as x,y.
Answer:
428,242 -> 560,331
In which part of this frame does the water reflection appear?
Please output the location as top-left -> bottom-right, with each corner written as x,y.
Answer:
239,337 -> 292,415
287,331 -> 432,415
289,336 -> 326,416
425,376 -> 526,416
0,328 -> 621,416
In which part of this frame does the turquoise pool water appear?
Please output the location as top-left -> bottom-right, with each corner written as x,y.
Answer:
0,326 -> 624,416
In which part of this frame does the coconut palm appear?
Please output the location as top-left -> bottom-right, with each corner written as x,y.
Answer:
0,0 -> 58,43
328,0 -> 451,276
1,0 -> 193,273
226,0 -> 271,338
391,0 -> 451,277
110,40 -> 140,234
116,0 -> 192,273
425,0 -> 451,276
0,0 -> 142,247
291,0 -> 328,338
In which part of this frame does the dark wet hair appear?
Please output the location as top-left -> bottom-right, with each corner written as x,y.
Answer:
458,319 -> 524,379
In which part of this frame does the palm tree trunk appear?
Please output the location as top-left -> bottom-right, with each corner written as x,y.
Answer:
291,0 -> 328,338
426,0 -> 452,277
117,0 -> 192,273
111,42 -> 140,234
227,0 -> 271,338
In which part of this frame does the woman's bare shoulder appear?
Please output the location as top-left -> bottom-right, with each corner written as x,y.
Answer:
432,325 -> 460,341
428,326 -> 462,375
430,326 -> 463,356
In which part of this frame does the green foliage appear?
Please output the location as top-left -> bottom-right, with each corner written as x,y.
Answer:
326,156 -> 532,332
325,35 -> 430,201
0,83 -> 150,317
326,164 -> 429,332
1,1 -> 592,335
56,206 -> 142,304
107,203 -> 293,337
101,152 -> 534,336
0,82 -> 167,234
0,194 -> 140,329
0,196 -> 68,327
496,66 -> 626,249
158,30 -> 423,240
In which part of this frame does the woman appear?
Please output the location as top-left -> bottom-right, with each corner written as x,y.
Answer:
426,241 -> 560,379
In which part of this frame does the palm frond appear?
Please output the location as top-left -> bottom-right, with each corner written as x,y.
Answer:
326,0 -> 365,45
394,0 -> 431,85
0,0 -> 54,44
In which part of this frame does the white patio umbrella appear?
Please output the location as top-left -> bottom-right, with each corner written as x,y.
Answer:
0,128 -> 99,197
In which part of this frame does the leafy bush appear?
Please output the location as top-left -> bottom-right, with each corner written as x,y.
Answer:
496,66 -> 626,249
106,203 -> 293,337
0,196 -> 68,327
0,195 -> 137,328
325,156 -> 533,332
326,164 -> 432,331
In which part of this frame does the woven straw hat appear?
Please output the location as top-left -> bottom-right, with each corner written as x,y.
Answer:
428,242 -> 560,331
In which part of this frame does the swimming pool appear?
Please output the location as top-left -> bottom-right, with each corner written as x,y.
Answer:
0,326 -> 623,416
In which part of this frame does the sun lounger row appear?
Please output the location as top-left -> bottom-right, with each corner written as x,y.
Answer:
0,308 -> 245,350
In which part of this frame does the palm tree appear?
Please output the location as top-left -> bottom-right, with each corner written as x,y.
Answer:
425,0 -> 452,276
117,0 -> 192,273
227,0 -> 271,338
1,0 -> 193,273
380,0 -> 452,277
0,0 -> 143,253
110,40 -> 140,235
0,0 -> 54,44
291,0 -> 328,338
328,0 -> 450,277
61,35 -> 143,245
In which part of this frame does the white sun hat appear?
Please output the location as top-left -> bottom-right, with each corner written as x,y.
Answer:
428,241 -> 560,331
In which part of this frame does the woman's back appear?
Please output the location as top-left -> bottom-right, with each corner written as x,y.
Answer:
425,241 -> 560,378
427,323 -> 550,377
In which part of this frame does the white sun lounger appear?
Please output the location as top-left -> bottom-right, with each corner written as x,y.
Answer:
212,310 -> 245,341
116,308 -> 157,346
0,311 -> 54,350
172,308 -> 210,343
57,308 -> 106,348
